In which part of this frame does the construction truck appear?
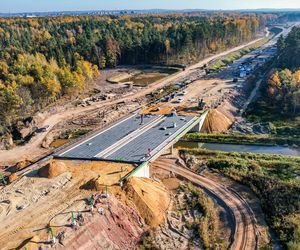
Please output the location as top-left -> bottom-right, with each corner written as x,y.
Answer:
198,98 -> 206,110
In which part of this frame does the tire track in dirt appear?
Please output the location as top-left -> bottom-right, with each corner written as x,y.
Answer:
152,158 -> 258,250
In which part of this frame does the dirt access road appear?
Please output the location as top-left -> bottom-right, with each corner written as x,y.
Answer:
152,157 -> 258,250
0,34 -> 268,166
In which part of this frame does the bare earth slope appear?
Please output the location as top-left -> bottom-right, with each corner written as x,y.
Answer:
151,157 -> 268,250
125,177 -> 171,228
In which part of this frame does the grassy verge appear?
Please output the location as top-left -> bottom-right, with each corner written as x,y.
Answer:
60,129 -> 90,139
179,183 -> 225,249
180,148 -> 300,249
246,99 -> 300,138
183,133 -> 300,147
209,37 -> 270,71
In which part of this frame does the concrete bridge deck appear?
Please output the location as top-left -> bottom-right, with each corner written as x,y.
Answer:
55,113 -> 206,164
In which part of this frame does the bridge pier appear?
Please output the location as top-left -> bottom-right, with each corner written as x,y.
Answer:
170,145 -> 174,155
130,162 -> 150,178
125,112 -> 209,181
191,122 -> 202,132
190,111 -> 208,132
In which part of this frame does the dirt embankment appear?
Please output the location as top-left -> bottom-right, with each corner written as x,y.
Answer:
125,177 -> 171,228
0,156 -> 172,250
20,196 -> 144,250
52,196 -> 144,250
200,80 -> 251,134
0,159 -> 137,250
38,159 -> 135,186
201,109 -> 234,133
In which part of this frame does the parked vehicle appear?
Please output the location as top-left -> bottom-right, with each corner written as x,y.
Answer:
162,96 -> 171,102
178,90 -> 187,96
39,125 -> 50,132
171,93 -> 178,99
176,98 -> 184,103
240,71 -> 246,78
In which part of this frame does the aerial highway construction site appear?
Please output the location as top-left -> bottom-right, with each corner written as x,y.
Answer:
0,19 -> 299,250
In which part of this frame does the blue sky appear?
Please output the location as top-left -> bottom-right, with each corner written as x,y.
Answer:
1,0 -> 300,13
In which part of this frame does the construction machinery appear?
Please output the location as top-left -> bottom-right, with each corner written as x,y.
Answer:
198,98 -> 206,110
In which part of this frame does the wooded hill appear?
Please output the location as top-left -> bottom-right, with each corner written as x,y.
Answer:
245,26 -> 300,140
0,14 -> 265,132
263,27 -> 300,117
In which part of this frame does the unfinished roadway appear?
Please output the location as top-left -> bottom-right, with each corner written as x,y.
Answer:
0,30 -> 273,166
56,114 -> 197,163
152,157 -> 258,250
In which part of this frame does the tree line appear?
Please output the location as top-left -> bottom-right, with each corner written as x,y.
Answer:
0,13 -> 265,130
265,27 -> 300,117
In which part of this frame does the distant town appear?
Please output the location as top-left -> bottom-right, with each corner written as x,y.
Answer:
1,8 -> 300,18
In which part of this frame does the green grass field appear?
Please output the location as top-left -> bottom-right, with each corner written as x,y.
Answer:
184,132 -> 300,146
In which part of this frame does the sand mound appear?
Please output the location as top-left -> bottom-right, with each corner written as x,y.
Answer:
201,109 -> 234,133
125,177 -> 170,228
38,161 -> 67,178
162,178 -> 181,190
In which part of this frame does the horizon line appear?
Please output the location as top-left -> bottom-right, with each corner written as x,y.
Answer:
1,7 -> 300,15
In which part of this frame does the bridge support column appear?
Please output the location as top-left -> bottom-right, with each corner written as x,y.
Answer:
131,162 -> 150,178
191,122 -> 201,132
170,145 -> 174,155
190,111 -> 208,132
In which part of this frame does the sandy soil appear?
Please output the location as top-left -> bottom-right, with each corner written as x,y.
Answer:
0,159 -> 136,249
143,77 -> 237,117
148,175 -> 229,250
50,159 -> 135,186
19,194 -> 144,250
51,196 -> 144,250
125,177 -> 170,228
201,109 -> 234,133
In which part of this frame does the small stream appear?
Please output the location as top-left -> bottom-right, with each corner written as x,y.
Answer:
176,141 -> 300,157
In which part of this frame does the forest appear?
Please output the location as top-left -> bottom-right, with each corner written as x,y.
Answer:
248,26 -> 300,120
0,13 -> 265,131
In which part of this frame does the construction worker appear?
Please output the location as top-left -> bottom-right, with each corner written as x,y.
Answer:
146,148 -> 151,157
89,196 -> 94,212
140,114 -> 144,125
71,211 -> 77,227
49,227 -> 56,244
1,174 -> 7,186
